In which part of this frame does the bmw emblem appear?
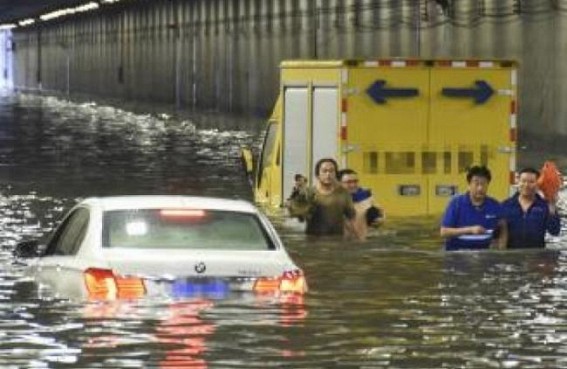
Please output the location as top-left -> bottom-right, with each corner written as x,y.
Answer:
194,262 -> 206,274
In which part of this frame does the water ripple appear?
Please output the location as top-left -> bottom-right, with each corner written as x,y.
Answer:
1,92 -> 567,367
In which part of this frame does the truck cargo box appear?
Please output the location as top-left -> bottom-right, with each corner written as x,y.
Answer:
244,59 -> 518,216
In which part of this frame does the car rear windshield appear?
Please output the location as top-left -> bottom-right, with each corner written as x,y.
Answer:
102,209 -> 276,251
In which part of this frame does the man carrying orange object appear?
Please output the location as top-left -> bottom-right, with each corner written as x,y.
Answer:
502,167 -> 561,249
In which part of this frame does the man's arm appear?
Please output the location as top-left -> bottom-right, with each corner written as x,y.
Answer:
344,194 -> 365,241
440,197 -> 481,238
546,202 -> 561,236
287,187 -> 314,219
440,225 -> 487,238
494,218 -> 508,250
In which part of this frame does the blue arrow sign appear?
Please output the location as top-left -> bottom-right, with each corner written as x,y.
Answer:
441,80 -> 495,104
366,80 -> 419,104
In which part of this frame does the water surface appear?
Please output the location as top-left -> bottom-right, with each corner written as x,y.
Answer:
1,92 -> 567,368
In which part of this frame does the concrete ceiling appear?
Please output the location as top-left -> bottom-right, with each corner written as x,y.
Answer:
0,0 -> 89,25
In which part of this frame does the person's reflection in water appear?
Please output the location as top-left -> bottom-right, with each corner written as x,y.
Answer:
442,249 -> 560,280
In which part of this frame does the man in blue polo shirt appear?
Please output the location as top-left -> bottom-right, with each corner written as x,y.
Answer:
502,167 -> 561,249
440,165 -> 508,251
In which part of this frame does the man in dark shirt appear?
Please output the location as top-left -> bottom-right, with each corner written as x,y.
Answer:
502,167 -> 561,249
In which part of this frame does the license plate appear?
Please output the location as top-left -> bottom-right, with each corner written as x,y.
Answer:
171,279 -> 229,299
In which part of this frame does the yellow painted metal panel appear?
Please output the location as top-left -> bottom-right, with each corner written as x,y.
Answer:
254,111 -> 283,207
280,68 -> 341,84
347,67 -> 430,145
430,68 -> 511,146
346,66 -> 430,215
429,67 -> 516,213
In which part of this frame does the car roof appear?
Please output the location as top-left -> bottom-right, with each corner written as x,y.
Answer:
78,196 -> 260,214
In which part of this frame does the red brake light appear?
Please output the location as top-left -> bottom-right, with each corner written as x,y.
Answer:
280,271 -> 308,293
84,268 -> 146,300
84,268 -> 116,300
253,270 -> 308,294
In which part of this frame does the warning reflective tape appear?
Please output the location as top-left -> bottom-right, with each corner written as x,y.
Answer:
364,60 -> 419,68
510,70 -> 517,86
341,98 -> 348,113
340,129 -> 347,141
510,101 -> 517,129
508,138 -> 517,190
509,128 -> 517,142
391,60 -> 407,68
510,156 -> 517,172
341,69 -> 348,84
363,61 -> 379,67
341,111 -> 347,140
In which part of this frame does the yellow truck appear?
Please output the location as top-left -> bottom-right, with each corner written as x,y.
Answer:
243,59 -> 518,216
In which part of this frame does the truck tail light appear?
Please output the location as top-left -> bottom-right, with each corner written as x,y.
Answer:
253,270 -> 308,294
84,268 -> 146,300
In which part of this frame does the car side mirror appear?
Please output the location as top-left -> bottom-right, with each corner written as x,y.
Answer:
240,147 -> 254,186
13,239 -> 43,258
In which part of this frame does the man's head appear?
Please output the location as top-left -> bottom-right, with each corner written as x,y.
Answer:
466,165 -> 492,203
517,167 -> 539,198
294,173 -> 307,188
338,168 -> 359,194
314,158 -> 339,186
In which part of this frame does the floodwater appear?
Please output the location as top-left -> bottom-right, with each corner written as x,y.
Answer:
1,91 -> 567,368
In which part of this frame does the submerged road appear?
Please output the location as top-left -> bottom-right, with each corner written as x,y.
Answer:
1,92 -> 567,368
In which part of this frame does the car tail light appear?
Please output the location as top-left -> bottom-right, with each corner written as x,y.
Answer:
280,270 -> 308,293
253,278 -> 281,292
115,275 -> 146,299
253,270 -> 308,294
84,268 -> 117,300
84,268 -> 146,300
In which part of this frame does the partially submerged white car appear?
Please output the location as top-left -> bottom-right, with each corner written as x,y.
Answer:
14,196 -> 307,300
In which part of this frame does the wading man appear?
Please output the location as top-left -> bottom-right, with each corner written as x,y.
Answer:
440,165 -> 508,251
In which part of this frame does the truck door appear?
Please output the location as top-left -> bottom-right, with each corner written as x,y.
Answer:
282,86 -> 309,204
429,64 -> 515,213
311,86 -> 339,182
282,85 -> 339,202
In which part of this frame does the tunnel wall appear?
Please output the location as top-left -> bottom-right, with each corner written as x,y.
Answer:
7,0 -> 567,145
0,30 -> 14,89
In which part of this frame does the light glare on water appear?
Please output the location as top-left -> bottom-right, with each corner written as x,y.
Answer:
1,92 -> 567,368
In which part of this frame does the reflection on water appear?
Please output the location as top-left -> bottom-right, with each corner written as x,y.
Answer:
2,92 -> 567,368
78,294 -> 307,368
